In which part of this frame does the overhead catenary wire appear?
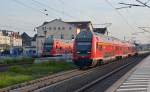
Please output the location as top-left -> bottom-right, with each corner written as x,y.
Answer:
31,0 -> 78,19
12,0 -> 55,18
57,0 -> 97,21
105,0 -> 137,32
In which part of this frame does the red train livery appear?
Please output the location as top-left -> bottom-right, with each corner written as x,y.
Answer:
73,31 -> 135,68
42,37 -> 73,57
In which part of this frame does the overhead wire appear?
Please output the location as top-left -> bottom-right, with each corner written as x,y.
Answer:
31,0 -> 77,19
105,0 -> 137,32
12,0 -> 55,18
57,0 -> 96,21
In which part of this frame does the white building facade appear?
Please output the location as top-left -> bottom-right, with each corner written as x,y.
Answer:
36,19 -> 93,55
0,30 -> 22,51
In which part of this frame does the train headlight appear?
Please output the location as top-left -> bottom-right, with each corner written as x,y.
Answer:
77,52 -> 80,54
87,52 -> 91,54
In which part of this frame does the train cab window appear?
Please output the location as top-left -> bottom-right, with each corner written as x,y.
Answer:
76,42 -> 91,51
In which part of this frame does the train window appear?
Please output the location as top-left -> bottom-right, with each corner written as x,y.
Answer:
99,45 -> 102,50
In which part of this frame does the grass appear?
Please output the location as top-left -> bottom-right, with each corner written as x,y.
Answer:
0,72 -> 32,88
0,61 -> 76,88
0,57 -> 34,65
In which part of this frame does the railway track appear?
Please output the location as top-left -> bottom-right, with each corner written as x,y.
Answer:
0,64 -> 105,92
0,54 -> 149,92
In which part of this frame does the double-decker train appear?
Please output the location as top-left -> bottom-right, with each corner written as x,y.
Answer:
73,30 -> 136,68
42,37 -> 73,57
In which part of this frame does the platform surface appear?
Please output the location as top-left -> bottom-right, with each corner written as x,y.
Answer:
114,55 -> 150,92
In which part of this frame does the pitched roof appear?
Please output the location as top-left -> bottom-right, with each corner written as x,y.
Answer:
21,32 -> 31,40
39,19 -> 92,29
31,34 -> 37,41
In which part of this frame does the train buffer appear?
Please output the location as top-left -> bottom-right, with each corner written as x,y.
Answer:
105,55 -> 150,92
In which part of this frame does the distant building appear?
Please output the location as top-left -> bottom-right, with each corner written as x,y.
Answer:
0,30 -> 22,51
21,32 -> 32,46
36,19 -> 93,55
31,34 -> 37,47
11,32 -> 22,47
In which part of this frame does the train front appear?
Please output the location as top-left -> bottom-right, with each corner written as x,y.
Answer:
42,37 -> 54,57
73,31 -> 93,68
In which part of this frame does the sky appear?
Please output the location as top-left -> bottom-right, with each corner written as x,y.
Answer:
0,0 -> 150,44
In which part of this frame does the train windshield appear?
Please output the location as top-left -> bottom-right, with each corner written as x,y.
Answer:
44,43 -> 53,51
76,42 -> 92,51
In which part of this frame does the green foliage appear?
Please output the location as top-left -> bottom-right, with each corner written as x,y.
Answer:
0,72 -> 32,88
0,61 -> 76,88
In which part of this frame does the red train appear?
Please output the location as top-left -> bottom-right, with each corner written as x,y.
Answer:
73,31 -> 136,68
42,37 -> 73,57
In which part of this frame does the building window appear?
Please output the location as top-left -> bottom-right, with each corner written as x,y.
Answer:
49,27 -> 51,30
42,26 -> 46,30
69,27 -> 72,30
61,34 -> 64,39
54,27 -> 56,30
71,34 -> 74,39
62,27 -> 65,30
42,27 -> 45,30
58,27 -> 61,30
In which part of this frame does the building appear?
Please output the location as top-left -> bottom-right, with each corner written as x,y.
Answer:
11,32 -> 22,47
0,30 -> 11,50
0,30 -> 22,51
21,32 -> 32,46
36,19 -> 93,55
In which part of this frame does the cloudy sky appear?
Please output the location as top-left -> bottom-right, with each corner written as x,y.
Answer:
0,0 -> 150,43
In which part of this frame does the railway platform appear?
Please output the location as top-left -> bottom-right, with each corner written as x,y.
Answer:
105,55 -> 150,92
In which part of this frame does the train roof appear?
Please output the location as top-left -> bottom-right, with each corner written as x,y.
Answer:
45,37 -> 73,43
